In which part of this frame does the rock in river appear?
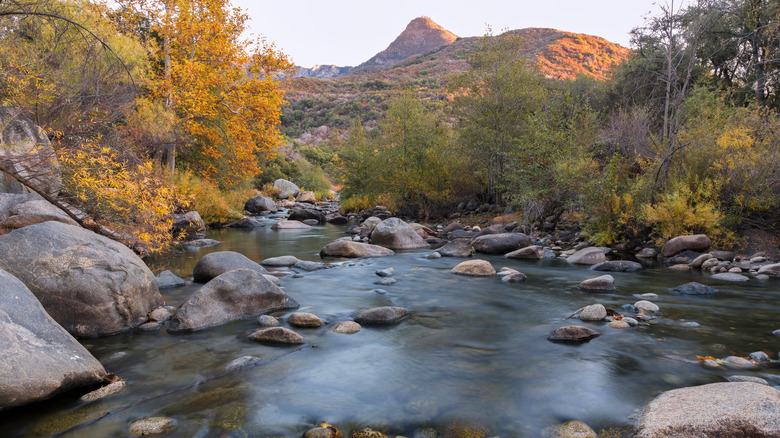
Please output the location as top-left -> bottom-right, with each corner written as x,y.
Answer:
369,217 -> 429,249
249,327 -> 304,344
591,260 -> 642,272
0,221 -> 163,337
354,306 -> 409,325
579,304 -> 607,321
669,282 -> 718,295
636,382 -> 780,437
0,269 -> 107,411
192,251 -> 267,283
547,325 -> 601,343
333,321 -> 361,334
450,259 -> 496,277
711,272 -> 750,282
566,247 -> 608,265
578,275 -> 615,292
472,233 -> 532,254
319,240 -> 394,258
505,245 -> 544,259
437,240 -> 474,257
287,312 -> 324,328
169,269 -> 299,332
244,195 -> 277,214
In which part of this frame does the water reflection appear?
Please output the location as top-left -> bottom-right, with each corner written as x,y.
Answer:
3,225 -> 779,437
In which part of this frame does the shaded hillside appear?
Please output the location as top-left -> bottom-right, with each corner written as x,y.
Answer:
282,24 -> 630,138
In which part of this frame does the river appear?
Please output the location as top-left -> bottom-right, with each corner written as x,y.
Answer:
3,216 -> 779,437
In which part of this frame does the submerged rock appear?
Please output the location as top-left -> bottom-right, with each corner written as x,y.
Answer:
129,417 -> 178,436
670,282 -> 718,295
591,260 -> 642,272
354,306 -> 409,325
711,272 -> 750,282
249,327 -> 304,344
547,325 -> 601,343
636,382 -> 780,437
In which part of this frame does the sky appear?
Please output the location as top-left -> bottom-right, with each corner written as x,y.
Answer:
233,0 -> 665,68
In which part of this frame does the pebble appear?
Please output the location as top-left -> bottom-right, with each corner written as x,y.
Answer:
425,252 -> 442,259
634,300 -> 660,313
149,307 -> 172,322
501,272 -> 527,282
333,321 -> 361,334
668,264 -> 691,271
304,427 -> 334,438
129,417 -> 178,436
681,321 -> 701,327
257,315 -> 280,326
608,320 -> 630,329
248,327 -> 305,345
749,351 -> 771,364
224,356 -> 263,372
376,277 -> 397,286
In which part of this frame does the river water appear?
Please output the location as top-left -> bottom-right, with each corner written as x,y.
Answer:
3,217 -> 779,437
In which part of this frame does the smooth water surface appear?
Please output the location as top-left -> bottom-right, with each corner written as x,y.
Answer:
4,220 -> 780,437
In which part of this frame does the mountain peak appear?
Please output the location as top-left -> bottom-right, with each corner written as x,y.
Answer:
360,17 -> 458,68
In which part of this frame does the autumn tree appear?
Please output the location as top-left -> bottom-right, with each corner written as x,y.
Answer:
112,0 -> 295,188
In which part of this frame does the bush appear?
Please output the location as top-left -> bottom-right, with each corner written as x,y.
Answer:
173,170 -> 253,224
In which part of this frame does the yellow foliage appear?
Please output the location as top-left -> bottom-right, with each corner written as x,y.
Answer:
172,170 -> 253,224
57,142 -> 176,253
340,194 -> 398,215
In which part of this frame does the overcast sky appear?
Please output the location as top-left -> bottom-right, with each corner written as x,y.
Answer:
233,0 -> 668,67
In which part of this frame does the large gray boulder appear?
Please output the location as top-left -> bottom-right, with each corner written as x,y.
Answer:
661,234 -> 711,258
0,221 -> 163,338
369,218 -> 429,249
637,382 -> 780,437
472,233 -> 532,254
169,269 -> 299,332
320,240 -> 395,258
0,107 -> 62,197
0,269 -> 107,411
0,197 -> 77,231
567,247 -> 608,265
244,195 -> 277,214
192,251 -> 267,283
273,179 -> 300,199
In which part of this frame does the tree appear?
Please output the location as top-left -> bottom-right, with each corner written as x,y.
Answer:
112,0 -> 295,187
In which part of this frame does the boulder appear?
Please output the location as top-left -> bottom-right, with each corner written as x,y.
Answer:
669,282 -> 718,296
0,269 -> 107,411
244,195 -> 277,214
660,234 -> 711,258
333,321 -> 361,334
169,269 -> 299,332
249,327 -> 305,344
567,247 -> 608,265
636,382 -> 780,437
437,239 -> 474,257
320,240 -> 395,258
450,259 -> 496,277
296,191 -> 316,203
472,233 -> 532,254
271,220 -> 312,230
0,107 -> 62,197
224,217 -> 264,229
505,245 -> 545,259
354,306 -> 409,325
171,211 -> 205,240
156,270 -> 187,289
369,218 -> 429,249
0,221 -> 162,337
635,247 -> 658,259
288,208 -> 325,224
547,326 -> 601,343
192,251 -> 267,283
326,214 -> 349,225
757,263 -> 780,277
578,275 -> 615,292
591,260 -> 642,272
273,179 -> 300,199
0,199 -> 77,231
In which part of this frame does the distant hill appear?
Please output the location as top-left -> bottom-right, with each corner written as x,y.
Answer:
283,18 -> 631,140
